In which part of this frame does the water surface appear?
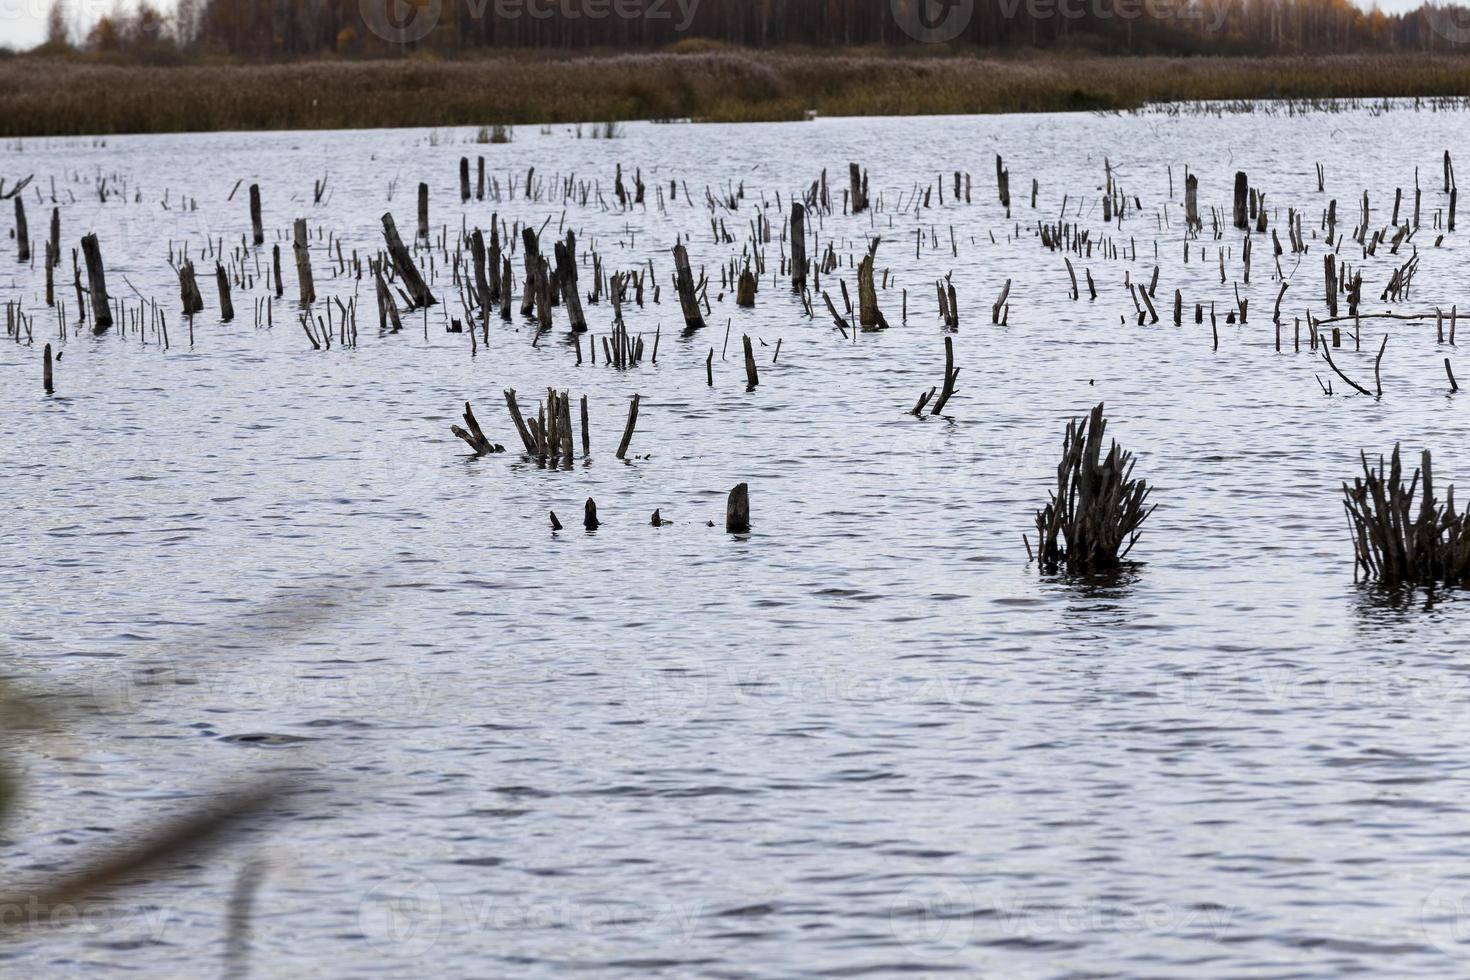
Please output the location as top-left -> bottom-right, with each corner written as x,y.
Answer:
3,104 -> 1470,977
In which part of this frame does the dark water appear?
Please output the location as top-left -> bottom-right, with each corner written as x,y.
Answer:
3,105 -> 1470,977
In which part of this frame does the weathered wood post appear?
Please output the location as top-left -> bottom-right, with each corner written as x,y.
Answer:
249,184 -> 264,246
272,243 -> 283,299
736,265 -> 756,308
15,196 -> 28,263
382,213 -> 436,308
43,343 -> 53,394
373,259 -> 402,332
726,483 -> 750,534
292,219 -> 315,306
416,182 -> 429,241
470,229 -> 492,315
487,216 -> 502,305
1184,174 -> 1200,231
178,259 -> 204,316
80,233 -> 112,333
790,202 -> 807,292
857,250 -> 886,329
849,163 -> 868,214
995,154 -> 1010,217
1324,254 -> 1338,318
672,243 -> 705,330
574,395 -> 587,457
554,233 -> 587,331
500,256 -> 513,321
615,393 -> 641,459
459,157 -> 470,203
1233,172 -> 1249,230
215,262 -> 234,322
520,226 -> 541,318
930,335 -> 960,415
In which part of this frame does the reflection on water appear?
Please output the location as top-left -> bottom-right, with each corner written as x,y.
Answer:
1351,581 -> 1462,625
3,105 -> 1470,977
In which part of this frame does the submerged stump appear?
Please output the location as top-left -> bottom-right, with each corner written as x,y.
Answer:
1344,445 -> 1470,587
1032,403 -> 1155,574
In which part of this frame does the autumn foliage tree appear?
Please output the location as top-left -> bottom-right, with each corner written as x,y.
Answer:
47,0 -> 1470,59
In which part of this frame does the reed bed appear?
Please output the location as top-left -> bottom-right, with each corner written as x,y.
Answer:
6,52 -> 1470,136
1344,445 -> 1470,587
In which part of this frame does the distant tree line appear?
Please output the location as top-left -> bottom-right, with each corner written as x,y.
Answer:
32,0 -> 1470,60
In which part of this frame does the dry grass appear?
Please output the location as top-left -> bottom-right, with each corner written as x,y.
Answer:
3,51 -> 1470,136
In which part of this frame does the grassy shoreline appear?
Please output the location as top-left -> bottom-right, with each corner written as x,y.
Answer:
3,51 -> 1470,137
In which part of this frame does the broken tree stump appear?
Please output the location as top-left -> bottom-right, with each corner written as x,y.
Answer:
249,184 -> 263,246
14,196 -> 28,263
1233,172 -> 1249,230
849,163 -> 869,214
930,336 -> 960,416
857,246 -> 887,329
1031,402 -> 1155,573
615,393 -> 641,459
215,262 -> 234,323
726,483 -> 750,534
672,242 -> 705,330
450,401 -> 504,456
382,212 -> 436,309
178,259 -> 204,316
292,218 -> 315,306
736,264 -> 757,308
80,232 -> 112,334
554,234 -> 587,331
790,202 -> 807,292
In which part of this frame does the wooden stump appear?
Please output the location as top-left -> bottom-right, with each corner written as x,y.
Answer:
215,262 -> 234,323
249,184 -> 264,246
849,163 -> 869,214
292,219 -> 315,306
790,202 -> 807,292
672,243 -> 705,330
857,249 -> 886,329
726,483 -> 750,534
178,259 -> 204,316
615,394 -> 641,459
736,265 -> 757,308
1233,172 -> 1249,230
382,212 -> 436,309
14,197 -> 28,263
80,233 -> 112,334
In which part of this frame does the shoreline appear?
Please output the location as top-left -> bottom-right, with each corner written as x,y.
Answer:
3,51 -> 1470,138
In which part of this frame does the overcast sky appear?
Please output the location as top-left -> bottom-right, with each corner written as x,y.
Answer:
0,0 -> 1438,51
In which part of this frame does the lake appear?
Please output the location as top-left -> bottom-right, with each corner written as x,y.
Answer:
3,103 -> 1470,977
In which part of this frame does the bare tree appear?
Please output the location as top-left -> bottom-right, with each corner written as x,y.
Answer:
45,0 -> 71,48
